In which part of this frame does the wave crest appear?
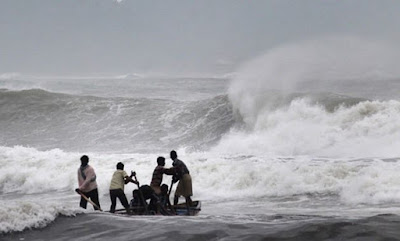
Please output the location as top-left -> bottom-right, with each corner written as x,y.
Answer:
0,89 -> 234,152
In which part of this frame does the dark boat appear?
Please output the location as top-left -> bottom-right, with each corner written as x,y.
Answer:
111,200 -> 201,216
172,200 -> 202,216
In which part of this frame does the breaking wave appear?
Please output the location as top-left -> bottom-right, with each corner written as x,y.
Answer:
214,37 -> 400,158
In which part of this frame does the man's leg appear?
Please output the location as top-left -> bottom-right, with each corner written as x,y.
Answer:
150,194 -> 161,214
174,195 -> 179,205
110,190 -> 117,213
184,196 -> 192,215
174,180 -> 182,205
117,190 -> 130,213
185,196 -> 193,206
87,189 -> 101,210
80,195 -> 87,209
181,175 -> 192,214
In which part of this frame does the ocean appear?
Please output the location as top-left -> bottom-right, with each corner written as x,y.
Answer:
2,68 -> 400,241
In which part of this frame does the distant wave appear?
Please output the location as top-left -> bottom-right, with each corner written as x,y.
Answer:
0,72 -> 231,82
0,72 -> 20,80
0,76 -> 229,101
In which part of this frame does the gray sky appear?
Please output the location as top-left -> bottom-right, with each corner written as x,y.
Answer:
1,0 -> 399,75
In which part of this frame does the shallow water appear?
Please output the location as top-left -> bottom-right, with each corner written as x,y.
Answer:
3,212 -> 400,241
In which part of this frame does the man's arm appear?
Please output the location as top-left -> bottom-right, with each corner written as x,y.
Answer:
163,167 -> 176,176
124,171 -> 139,185
124,175 -> 138,184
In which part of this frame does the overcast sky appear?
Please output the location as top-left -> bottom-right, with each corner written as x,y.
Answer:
1,0 -> 399,75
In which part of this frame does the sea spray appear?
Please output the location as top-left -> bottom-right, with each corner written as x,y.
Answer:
219,36 -> 400,157
214,98 -> 400,157
228,36 -> 400,125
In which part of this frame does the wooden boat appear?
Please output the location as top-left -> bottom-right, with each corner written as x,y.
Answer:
111,200 -> 201,216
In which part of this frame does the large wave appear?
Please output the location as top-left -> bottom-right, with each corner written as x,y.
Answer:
0,89 -> 234,152
215,36 -> 400,158
214,97 -> 400,157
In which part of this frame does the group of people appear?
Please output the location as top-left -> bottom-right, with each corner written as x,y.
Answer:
75,150 -> 193,215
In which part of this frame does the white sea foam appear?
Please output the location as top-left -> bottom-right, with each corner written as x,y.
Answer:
192,152 -> 400,206
214,98 -> 400,157
0,146 -> 158,196
2,144 -> 400,232
0,146 -> 78,194
2,145 -> 400,205
0,199 -> 81,233
0,146 -> 156,233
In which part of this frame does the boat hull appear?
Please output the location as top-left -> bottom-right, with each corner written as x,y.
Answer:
111,200 -> 201,216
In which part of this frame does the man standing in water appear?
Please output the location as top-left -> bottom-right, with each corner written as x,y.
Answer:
170,150 -> 193,209
109,162 -> 137,213
150,156 -> 175,195
76,155 -> 101,210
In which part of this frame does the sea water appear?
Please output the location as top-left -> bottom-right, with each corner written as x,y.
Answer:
2,39 -> 400,240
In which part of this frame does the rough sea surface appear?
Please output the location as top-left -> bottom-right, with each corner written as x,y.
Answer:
2,43 -> 400,240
